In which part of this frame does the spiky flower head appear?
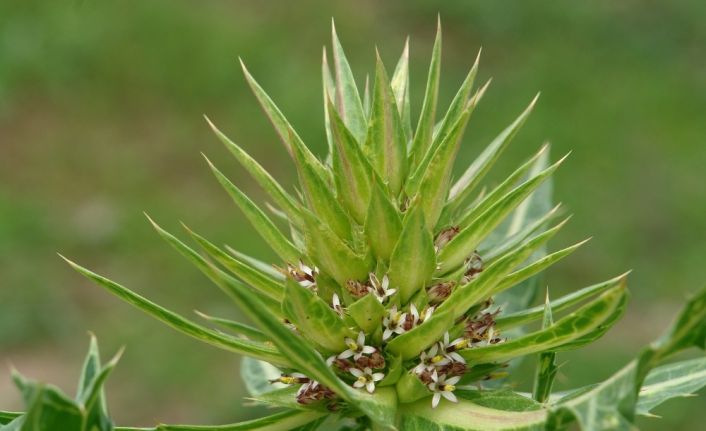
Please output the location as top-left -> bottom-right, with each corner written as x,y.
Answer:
62,20 -> 686,431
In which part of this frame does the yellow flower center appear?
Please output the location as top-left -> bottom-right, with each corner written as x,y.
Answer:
431,355 -> 444,363
443,384 -> 456,392
347,341 -> 359,351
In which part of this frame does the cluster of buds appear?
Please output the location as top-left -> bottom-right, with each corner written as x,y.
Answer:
345,273 -> 397,303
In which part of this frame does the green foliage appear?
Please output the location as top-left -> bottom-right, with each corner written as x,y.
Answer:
3,18 -> 703,431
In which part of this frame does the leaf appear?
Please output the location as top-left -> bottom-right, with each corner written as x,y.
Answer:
491,238 -> 590,296
204,156 -> 301,263
364,176 -> 403,262
195,311 -> 269,342
240,59 -> 329,181
322,48 -> 336,161
390,38 -> 412,142
225,246 -> 285,280
300,209 -> 372,286
432,50 -> 481,151
184,225 -> 284,301
532,292 -> 558,403
456,144 -> 549,229
461,284 -> 626,364
330,20 -> 367,144
12,373 -> 84,431
413,96 -> 481,230
387,202 -> 436,304
367,51 -> 408,195
547,287 -> 706,430
398,391 -> 548,431
327,97 -> 374,223
240,356 -> 285,397
288,127 -> 353,242
395,372 -> 430,404
204,117 -> 302,225
436,152 -> 567,275
480,203 -> 562,263
636,357 -> 706,416
385,307 -> 455,360
348,293 -> 386,334
437,219 -> 569,321
283,279 -> 355,352
447,95 -> 539,208
409,19 -> 442,167
2,337 -> 121,431
0,412 -> 21,426
496,273 -> 630,331
62,255 -> 288,368
122,410 -> 328,431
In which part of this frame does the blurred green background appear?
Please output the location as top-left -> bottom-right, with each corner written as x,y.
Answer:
1,0 -> 704,429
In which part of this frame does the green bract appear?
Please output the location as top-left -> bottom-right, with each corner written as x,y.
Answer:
3,20 -> 705,431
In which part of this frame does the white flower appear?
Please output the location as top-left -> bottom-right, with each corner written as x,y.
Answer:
368,273 -> 397,303
409,304 -> 435,326
331,293 -> 343,316
382,306 -> 407,341
350,367 -> 385,393
438,332 -> 468,363
413,344 -> 450,374
338,331 -> 376,360
297,261 -> 317,288
428,371 -> 461,408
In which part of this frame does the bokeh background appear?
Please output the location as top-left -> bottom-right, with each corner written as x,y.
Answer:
1,0 -> 704,429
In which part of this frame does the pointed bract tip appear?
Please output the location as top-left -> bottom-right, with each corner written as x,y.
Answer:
473,47 -> 482,66
203,114 -> 218,131
574,237 -> 593,248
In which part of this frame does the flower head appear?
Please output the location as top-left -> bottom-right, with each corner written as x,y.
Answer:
413,343 -> 450,375
382,306 -> 407,341
339,331 -> 376,360
350,367 -> 385,393
428,370 -> 461,408
368,273 -> 397,303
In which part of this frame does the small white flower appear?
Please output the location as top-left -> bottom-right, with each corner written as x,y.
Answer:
350,367 -> 385,393
331,293 -> 343,316
428,371 -> 461,408
409,304 -> 435,326
297,261 -> 318,288
338,331 -> 376,360
368,273 -> 397,303
438,332 -> 468,363
382,306 -> 407,341
413,344 -> 449,374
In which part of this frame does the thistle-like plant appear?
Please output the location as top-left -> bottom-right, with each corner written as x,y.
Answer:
3,21 -> 706,431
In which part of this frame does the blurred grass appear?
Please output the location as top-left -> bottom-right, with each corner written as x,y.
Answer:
0,0 -> 704,429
